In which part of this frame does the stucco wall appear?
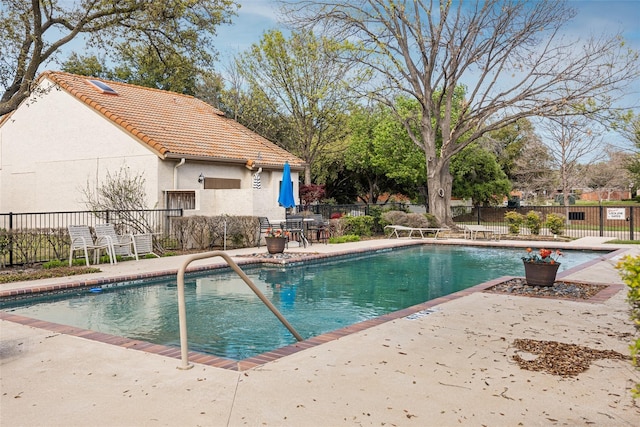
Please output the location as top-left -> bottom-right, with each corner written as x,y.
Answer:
0,79 -> 159,212
0,78 -> 301,217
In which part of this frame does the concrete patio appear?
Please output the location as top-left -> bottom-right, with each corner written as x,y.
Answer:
1,237 -> 639,426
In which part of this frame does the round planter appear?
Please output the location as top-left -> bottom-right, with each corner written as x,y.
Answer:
265,237 -> 286,254
523,261 -> 560,287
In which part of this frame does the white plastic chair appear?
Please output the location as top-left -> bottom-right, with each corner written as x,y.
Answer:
95,224 -> 138,262
68,225 -> 113,266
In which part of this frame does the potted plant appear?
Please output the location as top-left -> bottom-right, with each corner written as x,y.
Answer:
264,228 -> 289,254
521,248 -> 563,286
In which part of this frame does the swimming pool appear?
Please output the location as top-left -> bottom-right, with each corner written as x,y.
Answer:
1,246 -> 602,360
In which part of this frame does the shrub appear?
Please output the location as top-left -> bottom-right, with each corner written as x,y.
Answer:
616,255 -> 640,398
329,234 -> 360,243
405,213 -> 430,228
545,213 -> 566,235
345,215 -> 375,236
504,211 -> 524,234
525,211 -> 542,235
380,211 -> 408,228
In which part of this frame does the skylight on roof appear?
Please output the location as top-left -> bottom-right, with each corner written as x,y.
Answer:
87,79 -> 118,95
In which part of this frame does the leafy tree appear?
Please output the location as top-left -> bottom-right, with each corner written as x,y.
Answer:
481,119 -> 536,181
61,53 -> 111,79
1,0 -> 238,116
235,29 -> 358,184
450,144 -> 511,206
286,0 -> 640,225
345,102 -> 425,203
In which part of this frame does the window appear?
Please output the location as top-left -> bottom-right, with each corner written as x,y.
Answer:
204,178 -> 241,189
167,191 -> 195,210
86,79 -> 118,95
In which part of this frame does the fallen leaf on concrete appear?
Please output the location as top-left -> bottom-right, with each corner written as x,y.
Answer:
511,339 -> 628,377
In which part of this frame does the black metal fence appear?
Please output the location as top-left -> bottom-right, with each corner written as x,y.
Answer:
0,209 -> 182,267
1,204 -> 636,267
452,205 -> 639,241
302,202 -> 407,219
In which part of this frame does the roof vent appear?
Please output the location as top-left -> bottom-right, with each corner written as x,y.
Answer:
87,79 -> 118,95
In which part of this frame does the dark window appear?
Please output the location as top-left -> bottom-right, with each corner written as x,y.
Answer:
568,212 -> 585,221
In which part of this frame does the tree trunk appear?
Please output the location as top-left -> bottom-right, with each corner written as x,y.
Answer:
427,159 -> 454,226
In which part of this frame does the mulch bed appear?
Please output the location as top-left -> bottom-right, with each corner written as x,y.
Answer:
484,278 -> 607,300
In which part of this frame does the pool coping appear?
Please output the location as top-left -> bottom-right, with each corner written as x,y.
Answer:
0,244 -> 626,371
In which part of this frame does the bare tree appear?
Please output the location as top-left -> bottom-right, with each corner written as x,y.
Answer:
538,115 -> 607,206
235,29 -> 358,184
584,149 -> 633,202
0,0 -> 238,116
284,0 -> 640,225
511,136 -> 556,203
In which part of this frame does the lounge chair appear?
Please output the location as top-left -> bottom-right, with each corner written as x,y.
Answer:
68,225 -> 113,266
461,224 -> 499,240
384,225 -> 449,239
95,223 -> 139,262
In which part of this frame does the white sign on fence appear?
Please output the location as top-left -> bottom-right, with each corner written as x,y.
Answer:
606,208 -> 626,220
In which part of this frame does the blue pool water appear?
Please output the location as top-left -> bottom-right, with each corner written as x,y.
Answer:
2,246 -> 602,360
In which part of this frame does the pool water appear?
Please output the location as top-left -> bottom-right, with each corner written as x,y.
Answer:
2,246 -> 601,360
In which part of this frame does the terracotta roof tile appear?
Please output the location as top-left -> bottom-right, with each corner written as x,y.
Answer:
41,71 -> 305,169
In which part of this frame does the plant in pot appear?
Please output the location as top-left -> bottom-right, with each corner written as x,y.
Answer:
521,248 -> 563,287
264,228 -> 289,254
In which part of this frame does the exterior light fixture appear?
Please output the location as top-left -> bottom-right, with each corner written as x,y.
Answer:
198,173 -> 204,184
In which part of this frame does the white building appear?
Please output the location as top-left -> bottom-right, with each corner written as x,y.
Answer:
0,71 -> 305,219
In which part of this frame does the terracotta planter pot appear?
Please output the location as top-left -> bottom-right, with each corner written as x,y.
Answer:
523,261 -> 560,287
265,237 -> 286,254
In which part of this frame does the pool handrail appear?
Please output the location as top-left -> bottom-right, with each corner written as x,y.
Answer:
176,251 -> 303,370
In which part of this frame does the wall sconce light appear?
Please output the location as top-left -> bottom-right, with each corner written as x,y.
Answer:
198,173 -> 204,184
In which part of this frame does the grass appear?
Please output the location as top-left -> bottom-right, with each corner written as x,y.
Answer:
0,266 -> 101,284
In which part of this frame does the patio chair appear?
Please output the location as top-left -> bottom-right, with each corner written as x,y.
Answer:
95,224 -> 138,262
68,225 -> 113,266
281,219 -> 309,248
307,214 -> 329,244
258,217 -> 272,247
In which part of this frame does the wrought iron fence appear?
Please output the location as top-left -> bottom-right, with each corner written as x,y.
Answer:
0,209 -> 182,267
301,202 -> 407,219
452,205 -> 639,241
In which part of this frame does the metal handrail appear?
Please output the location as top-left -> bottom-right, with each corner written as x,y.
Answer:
176,251 -> 303,370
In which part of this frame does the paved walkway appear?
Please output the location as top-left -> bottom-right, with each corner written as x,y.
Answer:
1,238 -> 639,426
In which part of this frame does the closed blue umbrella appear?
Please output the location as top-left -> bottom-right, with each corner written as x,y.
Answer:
278,162 -> 296,214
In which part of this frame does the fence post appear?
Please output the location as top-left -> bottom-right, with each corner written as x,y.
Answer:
598,206 -> 604,237
476,206 -> 481,225
8,212 -> 14,266
630,206 -> 635,241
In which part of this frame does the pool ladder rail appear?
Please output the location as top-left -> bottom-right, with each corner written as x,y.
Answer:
176,251 -> 303,370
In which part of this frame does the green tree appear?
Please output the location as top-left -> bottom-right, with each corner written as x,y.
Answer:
1,0 -> 238,116
235,29 -> 358,184
288,0 -> 640,225
345,102 -> 425,203
450,144 -> 511,206
61,53 -> 111,79
481,119 -> 536,181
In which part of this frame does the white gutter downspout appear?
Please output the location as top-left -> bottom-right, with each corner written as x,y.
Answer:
173,158 -> 185,189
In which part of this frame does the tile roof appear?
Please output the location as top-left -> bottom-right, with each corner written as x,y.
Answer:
40,71 -> 305,169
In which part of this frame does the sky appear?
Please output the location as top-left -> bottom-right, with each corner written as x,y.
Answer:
214,1 -> 640,59
211,0 -> 640,149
